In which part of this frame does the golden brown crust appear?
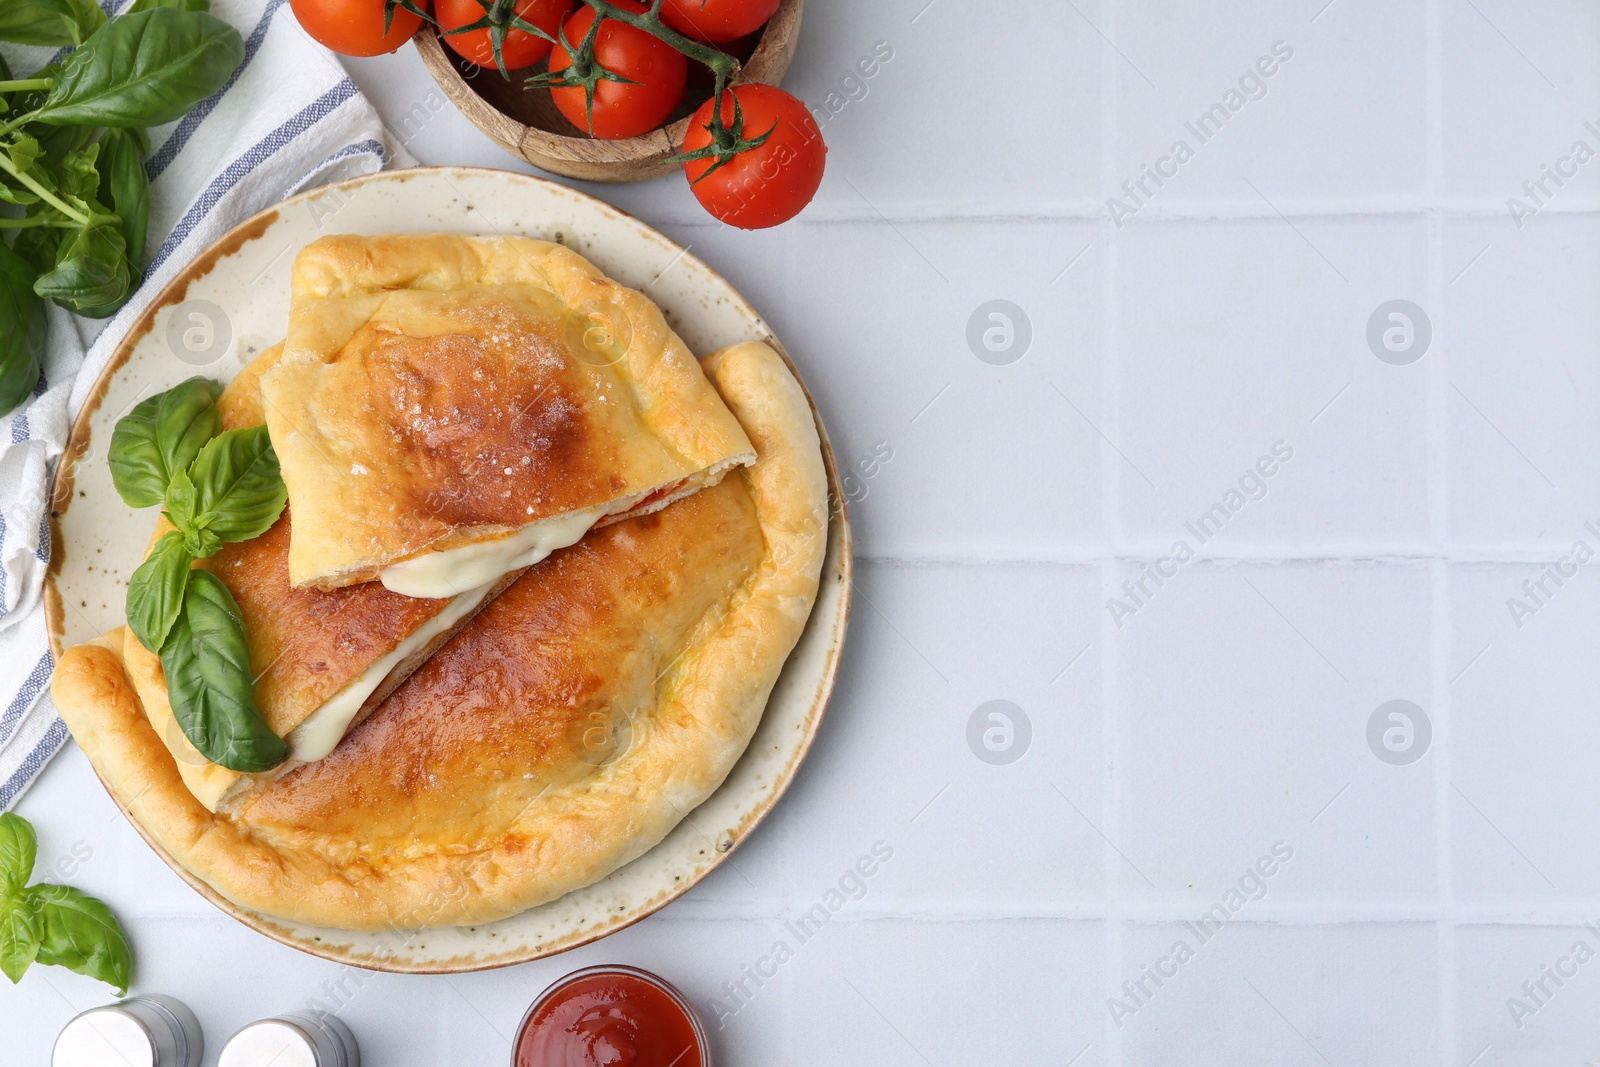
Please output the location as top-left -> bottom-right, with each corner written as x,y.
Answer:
241,478 -> 765,847
51,341 -> 827,930
121,345 -> 509,812
263,234 -> 755,590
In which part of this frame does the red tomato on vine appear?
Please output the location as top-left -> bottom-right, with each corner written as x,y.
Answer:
659,0 -> 781,43
290,0 -> 421,56
436,0 -> 572,72
547,0 -> 688,139
680,84 -> 825,229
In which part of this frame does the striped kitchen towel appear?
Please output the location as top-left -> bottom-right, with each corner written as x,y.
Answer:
0,0 -> 411,810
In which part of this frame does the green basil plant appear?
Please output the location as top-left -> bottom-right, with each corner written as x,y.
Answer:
0,2 -> 244,414
0,812 -> 131,993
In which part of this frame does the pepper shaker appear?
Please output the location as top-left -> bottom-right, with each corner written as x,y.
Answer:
217,1010 -> 360,1067
53,994 -> 204,1067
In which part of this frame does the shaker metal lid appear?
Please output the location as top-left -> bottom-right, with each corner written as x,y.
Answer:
54,1007 -> 158,1067
219,1020 -> 321,1067
218,1012 -> 358,1067
53,996 -> 203,1067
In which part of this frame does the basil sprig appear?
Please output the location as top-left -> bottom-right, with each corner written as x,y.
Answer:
0,1 -> 244,415
111,378 -> 289,773
0,813 -> 131,993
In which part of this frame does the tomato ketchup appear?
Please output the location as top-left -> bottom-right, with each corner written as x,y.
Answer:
514,967 -> 708,1067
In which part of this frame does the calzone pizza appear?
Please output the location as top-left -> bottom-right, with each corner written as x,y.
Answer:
261,234 -> 756,596
52,340 -> 828,930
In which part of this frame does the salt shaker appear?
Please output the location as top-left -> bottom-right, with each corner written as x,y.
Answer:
53,994 -> 204,1067
217,1010 -> 360,1067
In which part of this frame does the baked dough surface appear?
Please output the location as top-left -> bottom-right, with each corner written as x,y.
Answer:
52,341 -> 827,931
262,234 -> 756,590
119,346 -> 500,813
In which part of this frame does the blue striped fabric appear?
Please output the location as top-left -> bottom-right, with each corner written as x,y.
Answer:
0,654 -> 53,751
0,719 -> 67,811
146,0 -> 292,182
0,0 -> 401,811
147,79 -> 362,276
293,138 -> 389,189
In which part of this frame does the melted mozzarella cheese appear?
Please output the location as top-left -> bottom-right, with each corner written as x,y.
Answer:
377,506 -> 608,599
375,470 -> 728,601
285,580 -> 496,762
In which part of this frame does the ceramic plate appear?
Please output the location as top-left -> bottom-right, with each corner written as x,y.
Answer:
44,167 -> 851,973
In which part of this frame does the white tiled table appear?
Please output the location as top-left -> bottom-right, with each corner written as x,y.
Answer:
11,1 -> 1600,1063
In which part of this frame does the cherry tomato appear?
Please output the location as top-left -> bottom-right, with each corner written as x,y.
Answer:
660,0 -> 780,43
548,0 -> 688,139
436,0 -> 572,71
681,85 -> 825,229
290,0 -> 422,57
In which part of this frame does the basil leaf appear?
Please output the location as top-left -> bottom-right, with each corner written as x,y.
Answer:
108,376 -> 221,508
5,134 -> 42,176
34,215 -> 131,319
126,0 -> 211,11
126,530 -> 191,652
36,127 -> 98,173
0,241 -> 45,417
56,140 -> 100,204
163,466 -> 197,524
31,9 -> 245,128
65,0 -> 106,40
97,129 -> 148,269
0,814 -> 37,892
160,570 -> 286,772
0,894 -> 42,984
9,223 -> 60,279
27,883 -> 131,994
0,137 -> 42,205
0,181 -> 39,207
186,426 -> 286,544
162,468 -> 218,556
0,0 -> 79,47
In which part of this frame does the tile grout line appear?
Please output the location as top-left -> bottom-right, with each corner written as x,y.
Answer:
1100,2 -> 1125,1064
1425,0 -> 1458,1060
654,907 -> 1600,925
656,201 -> 1600,227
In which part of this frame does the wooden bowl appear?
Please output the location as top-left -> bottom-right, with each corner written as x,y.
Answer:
416,0 -> 804,183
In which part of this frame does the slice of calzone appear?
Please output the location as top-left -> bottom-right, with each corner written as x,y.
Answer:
260,233 -> 757,596
118,345 -> 518,814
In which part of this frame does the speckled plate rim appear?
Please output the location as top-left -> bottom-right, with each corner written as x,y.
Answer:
44,165 -> 852,973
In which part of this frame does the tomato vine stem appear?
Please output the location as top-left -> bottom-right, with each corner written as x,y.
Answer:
434,0 -> 559,78
575,0 -> 740,89
560,1 -> 772,167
